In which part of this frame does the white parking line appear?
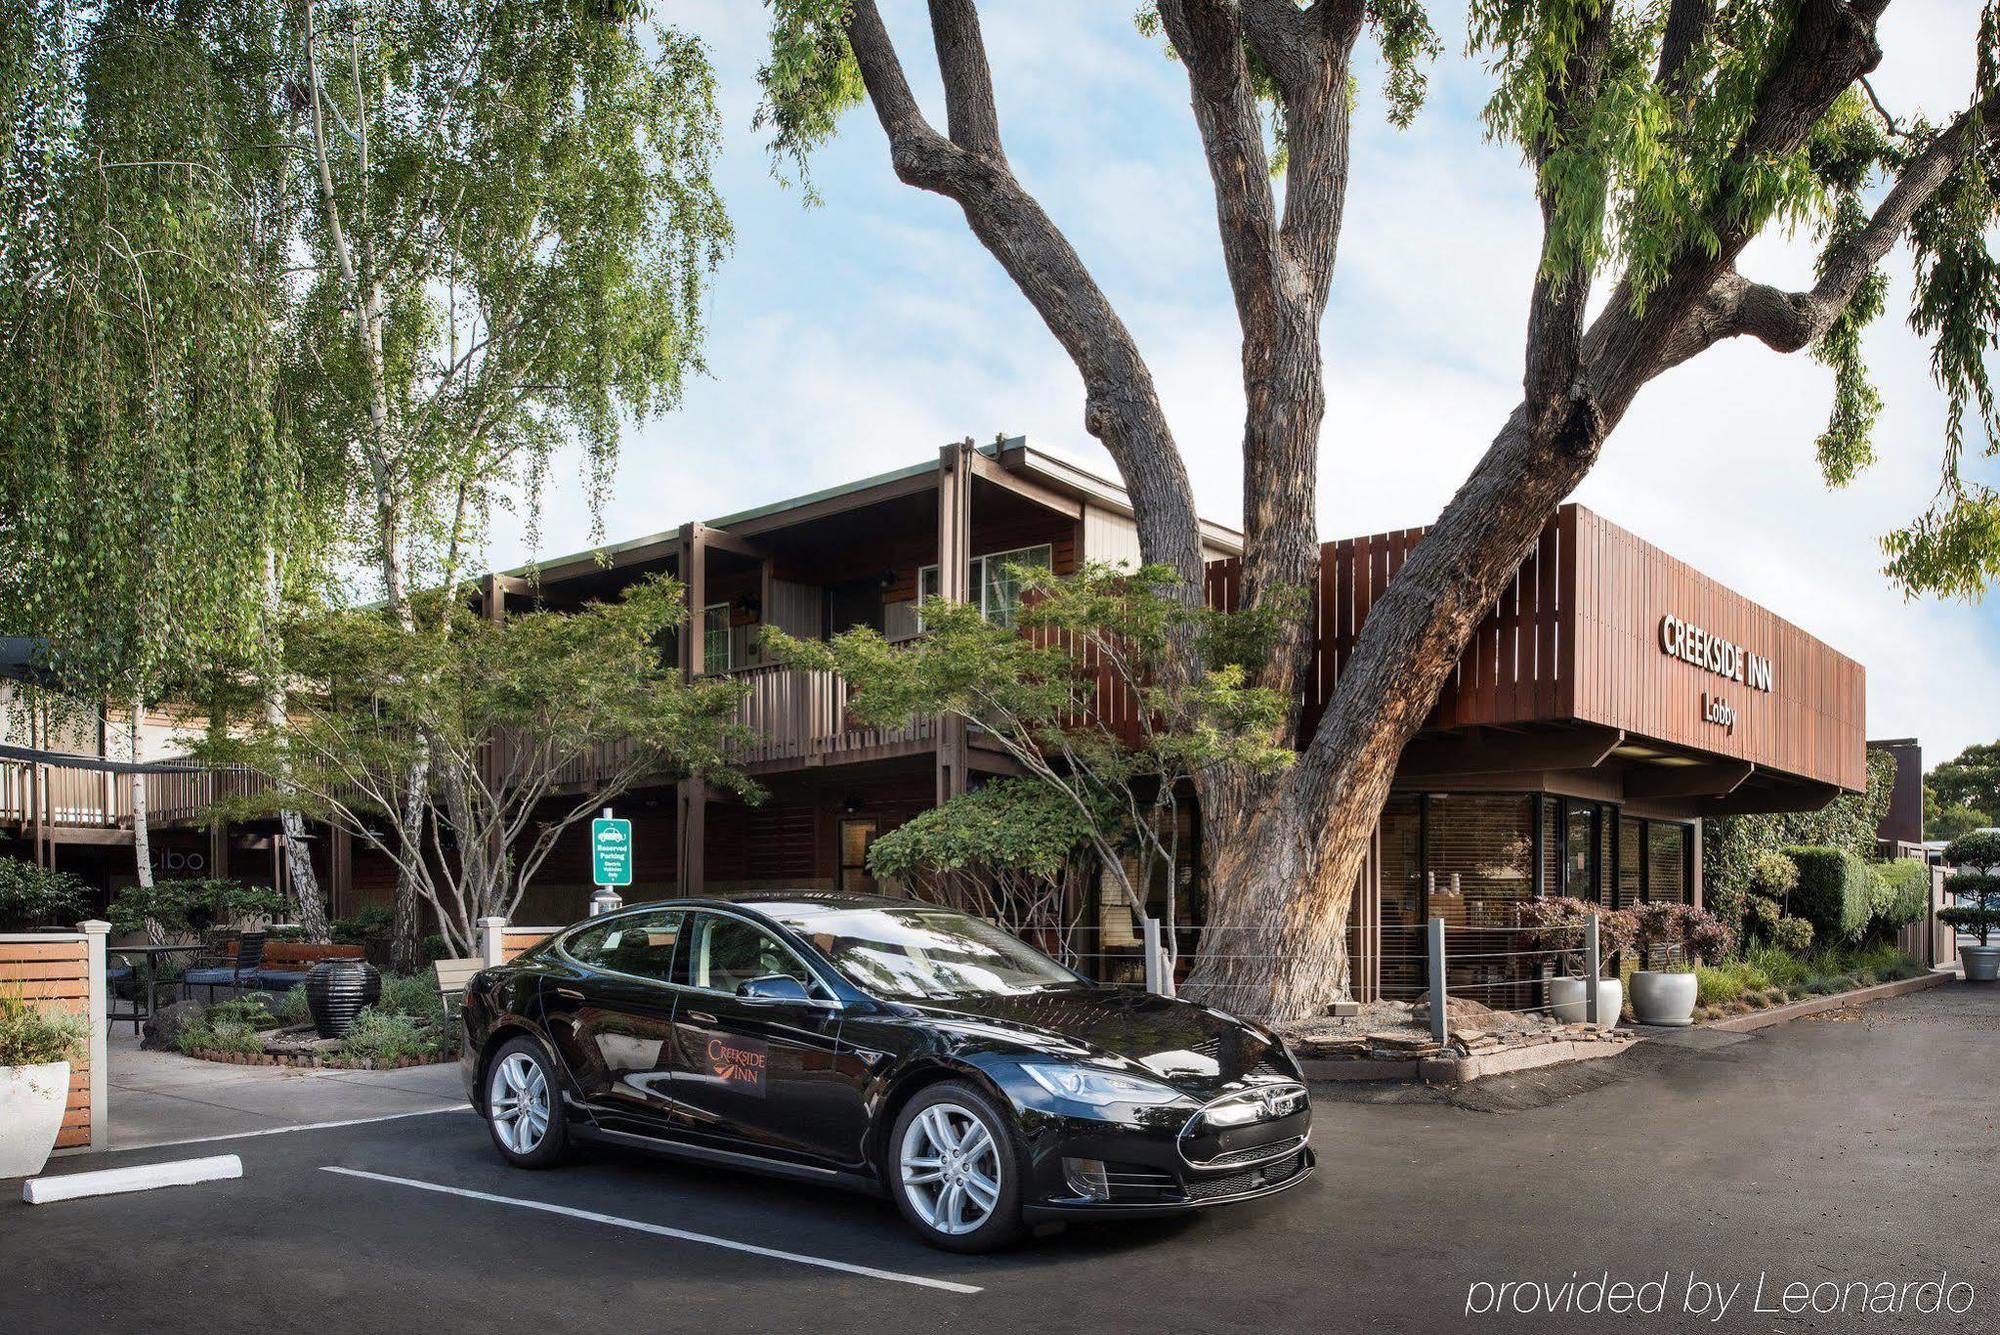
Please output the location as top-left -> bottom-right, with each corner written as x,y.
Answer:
318,1166 -> 983,1295
111,1104 -> 471,1153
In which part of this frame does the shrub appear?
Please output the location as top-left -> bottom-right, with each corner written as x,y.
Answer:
1783,846 -> 1872,944
0,993 -> 89,1066
341,1009 -> 438,1063
1632,903 -> 1734,969
176,1014 -> 263,1057
1867,859 -> 1931,936
108,878 -> 285,941
274,986 -> 311,1027
1695,959 -> 1771,1007
1945,828 -> 2000,872
1772,915 -> 1814,954
0,860 -> 91,931
375,972 -> 445,1021
1515,898 -> 1634,974
206,997 -> 276,1030
331,907 -> 395,944
1941,831 -> 2000,946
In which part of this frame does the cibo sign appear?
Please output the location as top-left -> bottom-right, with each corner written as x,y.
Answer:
1660,615 -> 1773,693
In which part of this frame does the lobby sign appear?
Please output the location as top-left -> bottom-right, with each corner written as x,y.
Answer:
1662,614 -> 1772,736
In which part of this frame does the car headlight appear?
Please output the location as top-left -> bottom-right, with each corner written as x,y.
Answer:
1019,1062 -> 1184,1107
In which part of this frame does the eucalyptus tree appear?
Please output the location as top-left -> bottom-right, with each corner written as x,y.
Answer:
288,0 -> 730,966
755,1 -> 2000,1017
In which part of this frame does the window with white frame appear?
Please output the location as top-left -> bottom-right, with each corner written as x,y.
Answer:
916,544 -> 1051,630
702,603 -> 731,675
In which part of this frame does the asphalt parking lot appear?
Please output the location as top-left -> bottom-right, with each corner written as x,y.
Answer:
7,985 -> 1995,1334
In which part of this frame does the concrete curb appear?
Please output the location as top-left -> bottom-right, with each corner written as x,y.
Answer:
1701,969 -> 1954,1033
1301,1036 -> 1635,1086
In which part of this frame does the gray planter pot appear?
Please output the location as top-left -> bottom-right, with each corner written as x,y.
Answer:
1545,976 -> 1623,1029
1961,944 -> 2000,983
1629,969 -> 1697,1027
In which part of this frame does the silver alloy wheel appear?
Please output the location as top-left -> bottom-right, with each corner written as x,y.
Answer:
488,1052 -> 550,1155
899,1102 -> 1001,1236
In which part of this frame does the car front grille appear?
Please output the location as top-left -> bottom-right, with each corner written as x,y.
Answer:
1199,1135 -> 1307,1169
1101,1163 -> 1180,1203
1183,1150 -> 1306,1202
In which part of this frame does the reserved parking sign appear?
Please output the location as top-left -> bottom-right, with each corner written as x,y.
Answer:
591,816 -> 633,887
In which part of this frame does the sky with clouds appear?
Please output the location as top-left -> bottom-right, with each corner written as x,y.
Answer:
483,2 -> 2000,767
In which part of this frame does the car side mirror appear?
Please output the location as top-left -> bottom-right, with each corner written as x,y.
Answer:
736,974 -> 812,1005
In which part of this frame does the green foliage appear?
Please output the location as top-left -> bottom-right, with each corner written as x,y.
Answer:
1945,827 -> 2000,869
340,1008 -> 442,1063
1941,831 -> 2000,944
1782,846 -> 1872,945
1771,915 -> 1814,955
1695,957 -> 1771,1007
1632,902 -> 1733,971
755,0 -> 865,202
867,779 -> 1100,884
196,575 -> 750,953
0,993 -> 88,1067
1866,858 -> 1930,935
331,907 -> 395,944
769,562 -> 1292,923
0,858 -> 90,931
274,985 -> 311,1027
206,997 -> 277,1030
1706,746 -> 1896,925
1928,743 -> 2000,828
106,878 -> 285,941
175,1011 -> 264,1057
374,971 -> 447,1022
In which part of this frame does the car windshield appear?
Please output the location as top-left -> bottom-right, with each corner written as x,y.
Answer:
777,907 -> 1085,1001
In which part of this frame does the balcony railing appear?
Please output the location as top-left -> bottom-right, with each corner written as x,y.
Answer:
1,759 -> 271,832
728,662 -> 937,765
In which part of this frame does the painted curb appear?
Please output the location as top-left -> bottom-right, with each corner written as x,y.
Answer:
1301,1038 -> 1635,1086
23,1153 -> 241,1204
1700,969 -> 1954,1033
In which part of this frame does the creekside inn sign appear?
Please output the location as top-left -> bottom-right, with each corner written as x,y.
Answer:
1660,613 -> 1771,735
1659,614 -> 1774,692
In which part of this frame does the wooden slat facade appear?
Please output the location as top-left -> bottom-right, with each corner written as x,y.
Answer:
0,934 -> 92,1150
1207,504 -> 1864,792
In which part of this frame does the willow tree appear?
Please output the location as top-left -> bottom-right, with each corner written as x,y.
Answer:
0,2 -> 336,903
756,0 -> 2000,1018
288,0 -> 730,967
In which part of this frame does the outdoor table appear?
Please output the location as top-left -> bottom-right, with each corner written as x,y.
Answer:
106,943 -> 203,1035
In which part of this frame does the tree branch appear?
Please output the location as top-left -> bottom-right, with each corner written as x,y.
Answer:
926,0 -> 1003,158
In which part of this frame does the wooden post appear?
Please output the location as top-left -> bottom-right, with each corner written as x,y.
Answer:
330,825 -> 352,920
676,776 -> 706,893
935,440 -> 974,806
79,919 -> 109,1149
478,916 -> 507,968
679,523 -> 709,679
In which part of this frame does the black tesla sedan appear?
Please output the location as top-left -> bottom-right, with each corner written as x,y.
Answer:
459,892 -> 1313,1250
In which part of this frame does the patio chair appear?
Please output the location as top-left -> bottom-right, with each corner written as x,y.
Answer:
433,957 -> 483,1015
182,931 -> 267,1003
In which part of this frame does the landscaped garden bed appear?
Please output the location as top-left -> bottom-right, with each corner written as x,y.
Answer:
1689,941 -> 1927,1023
147,972 -> 459,1070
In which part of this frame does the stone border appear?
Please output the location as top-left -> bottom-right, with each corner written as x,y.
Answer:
1301,1036 -> 1635,1085
1700,969 -> 1954,1033
180,1047 -> 451,1071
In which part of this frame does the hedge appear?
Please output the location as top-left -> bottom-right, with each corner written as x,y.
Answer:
1867,858 -> 1931,935
1783,845 -> 1872,945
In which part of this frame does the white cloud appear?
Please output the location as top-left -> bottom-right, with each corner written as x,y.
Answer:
486,1 -> 2000,765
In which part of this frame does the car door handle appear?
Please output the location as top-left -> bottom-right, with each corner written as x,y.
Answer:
686,1010 -> 717,1025
554,987 -> 584,1001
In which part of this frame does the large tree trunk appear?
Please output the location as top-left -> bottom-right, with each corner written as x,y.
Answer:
1184,407 -> 1597,1017
263,546 -> 331,942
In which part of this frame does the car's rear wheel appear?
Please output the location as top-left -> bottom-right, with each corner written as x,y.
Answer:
484,1037 -> 569,1168
888,1081 -> 1023,1252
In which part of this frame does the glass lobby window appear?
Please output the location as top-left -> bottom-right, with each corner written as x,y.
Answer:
1648,824 -> 1688,906
1565,803 -> 1598,901
1378,796 -> 1425,996
1618,817 -> 1644,908
839,819 -> 877,895
1423,794 -> 1534,927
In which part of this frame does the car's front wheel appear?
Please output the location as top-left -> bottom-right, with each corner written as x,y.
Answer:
888,1081 -> 1024,1252
484,1037 -> 569,1168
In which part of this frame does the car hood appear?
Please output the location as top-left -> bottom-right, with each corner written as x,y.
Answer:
905,988 -> 1295,1099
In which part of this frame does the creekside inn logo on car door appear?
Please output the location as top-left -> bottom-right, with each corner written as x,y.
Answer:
707,1035 -> 768,1094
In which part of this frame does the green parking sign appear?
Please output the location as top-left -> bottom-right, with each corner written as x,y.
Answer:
591,816 -> 633,887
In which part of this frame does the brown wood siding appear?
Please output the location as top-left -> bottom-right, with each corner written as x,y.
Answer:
1205,503 -> 1864,791
0,937 -> 91,1148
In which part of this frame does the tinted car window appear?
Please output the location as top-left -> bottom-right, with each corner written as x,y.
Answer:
562,910 -> 683,982
687,914 -> 816,995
